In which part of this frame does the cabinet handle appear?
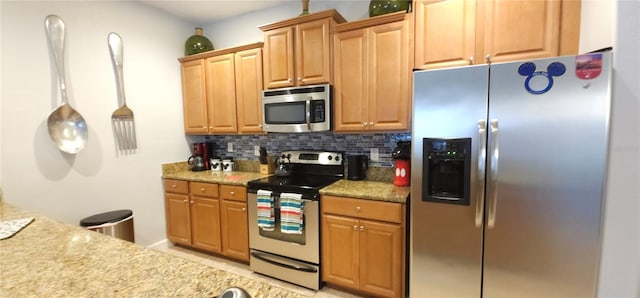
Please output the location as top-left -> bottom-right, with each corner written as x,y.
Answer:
485,54 -> 492,63
355,206 -> 361,212
288,78 -> 292,83
352,225 -> 358,231
359,226 -> 365,232
229,191 -> 235,196
171,184 -> 177,188
362,122 -> 368,127
242,207 -> 246,211
200,188 -> 205,192
183,199 -> 188,202
469,56 -> 474,64
190,200 -> 194,204
297,77 -> 302,81
368,122 -> 374,127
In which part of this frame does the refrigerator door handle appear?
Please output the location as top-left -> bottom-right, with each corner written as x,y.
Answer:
487,119 -> 499,228
475,119 -> 487,227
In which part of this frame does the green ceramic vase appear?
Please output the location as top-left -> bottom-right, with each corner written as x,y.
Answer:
369,0 -> 411,17
184,28 -> 214,56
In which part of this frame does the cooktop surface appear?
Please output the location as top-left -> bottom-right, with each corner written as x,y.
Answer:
248,174 -> 342,191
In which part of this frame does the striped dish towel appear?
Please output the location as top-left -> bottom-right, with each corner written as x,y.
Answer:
257,190 -> 274,231
280,192 -> 303,234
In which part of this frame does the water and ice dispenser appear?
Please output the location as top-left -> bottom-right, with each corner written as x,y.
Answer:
422,138 -> 471,205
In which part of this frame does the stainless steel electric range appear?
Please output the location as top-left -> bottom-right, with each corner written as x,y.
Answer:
247,150 -> 344,290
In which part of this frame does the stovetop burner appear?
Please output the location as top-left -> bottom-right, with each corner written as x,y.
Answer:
247,150 -> 344,200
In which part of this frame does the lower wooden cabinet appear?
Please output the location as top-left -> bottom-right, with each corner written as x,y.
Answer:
220,185 -> 249,262
321,195 -> 405,298
163,179 -> 249,262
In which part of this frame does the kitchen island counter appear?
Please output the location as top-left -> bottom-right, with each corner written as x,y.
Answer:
0,202 -> 307,297
320,179 -> 410,203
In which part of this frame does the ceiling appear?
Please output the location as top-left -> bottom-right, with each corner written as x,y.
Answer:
138,0 -> 298,24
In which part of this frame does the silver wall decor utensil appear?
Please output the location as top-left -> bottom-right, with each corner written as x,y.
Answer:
44,15 -> 88,154
107,32 -> 137,153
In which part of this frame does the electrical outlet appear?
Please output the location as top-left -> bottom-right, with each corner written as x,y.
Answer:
227,142 -> 234,152
254,145 -> 260,156
370,148 -> 379,161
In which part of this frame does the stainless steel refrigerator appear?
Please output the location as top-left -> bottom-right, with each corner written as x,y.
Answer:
410,52 -> 612,297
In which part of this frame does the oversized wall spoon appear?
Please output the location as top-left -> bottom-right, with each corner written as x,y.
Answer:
45,15 -> 87,154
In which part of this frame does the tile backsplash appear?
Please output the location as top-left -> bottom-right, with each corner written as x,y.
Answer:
188,132 -> 411,167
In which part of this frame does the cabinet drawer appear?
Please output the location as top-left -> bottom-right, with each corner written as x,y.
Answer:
163,179 -> 189,194
220,185 -> 247,202
190,182 -> 219,198
322,195 -> 402,224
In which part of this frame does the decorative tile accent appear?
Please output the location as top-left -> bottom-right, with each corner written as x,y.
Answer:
188,132 -> 411,168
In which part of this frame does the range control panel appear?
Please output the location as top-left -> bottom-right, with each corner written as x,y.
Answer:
279,150 -> 343,166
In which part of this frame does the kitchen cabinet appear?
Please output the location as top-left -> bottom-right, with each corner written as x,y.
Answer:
321,195 -> 405,298
178,43 -> 264,134
414,0 -> 581,70
220,185 -> 249,262
333,12 -> 412,132
163,179 -> 221,252
163,180 -> 250,262
260,10 -> 346,89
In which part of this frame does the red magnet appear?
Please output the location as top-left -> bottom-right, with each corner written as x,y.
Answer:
575,53 -> 602,80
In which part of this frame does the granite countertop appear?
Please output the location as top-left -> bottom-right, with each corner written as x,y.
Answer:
161,162 -> 269,186
320,179 -> 410,204
0,202 -> 307,297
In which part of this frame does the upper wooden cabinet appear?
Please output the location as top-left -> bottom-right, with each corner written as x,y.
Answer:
414,0 -> 581,70
179,43 -> 264,134
260,10 -> 346,89
333,12 -> 412,132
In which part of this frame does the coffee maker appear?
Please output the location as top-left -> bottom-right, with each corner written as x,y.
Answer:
189,142 -> 214,171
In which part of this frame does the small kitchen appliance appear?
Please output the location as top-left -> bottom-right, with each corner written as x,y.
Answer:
392,141 -> 411,186
347,154 -> 368,180
187,155 -> 206,171
410,52 -> 613,297
247,150 -> 344,290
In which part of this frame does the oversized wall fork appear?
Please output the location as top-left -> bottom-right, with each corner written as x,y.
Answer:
108,32 -> 137,152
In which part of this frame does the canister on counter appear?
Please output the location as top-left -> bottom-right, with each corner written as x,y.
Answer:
222,157 -> 234,172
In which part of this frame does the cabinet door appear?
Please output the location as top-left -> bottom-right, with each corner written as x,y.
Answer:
322,214 -> 359,288
221,200 -> 249,261
359,219 -> 403,298
415,0 -> 476,70
263,27 -> 295,89
206,54 -> 238,133
190,197 -> 222,253
333,29 -> 369,132
235,48 -> 264,134
181,59 -> 208,134
478,0 -> 561,63
369,20 -> 410,131
165,193 -> 191,245
296,18 -> 331,86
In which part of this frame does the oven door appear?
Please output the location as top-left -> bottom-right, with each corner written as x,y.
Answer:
247,193 -> 319,264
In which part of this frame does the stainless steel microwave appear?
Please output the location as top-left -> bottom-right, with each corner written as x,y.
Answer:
262,84 -> 331,133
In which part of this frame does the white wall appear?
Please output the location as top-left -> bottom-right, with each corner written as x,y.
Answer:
204,0 -> 370,49
579,0 -> 615,53
0,1 -> 193,246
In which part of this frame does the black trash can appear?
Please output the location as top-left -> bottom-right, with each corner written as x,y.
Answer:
80,209 -> 135,243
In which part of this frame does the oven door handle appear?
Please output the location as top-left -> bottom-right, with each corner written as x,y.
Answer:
251,251 -> 318,273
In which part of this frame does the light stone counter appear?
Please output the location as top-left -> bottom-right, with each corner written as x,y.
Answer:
0,202 -> 308,297
161,162 -> 270,186
319,179 -> 410,203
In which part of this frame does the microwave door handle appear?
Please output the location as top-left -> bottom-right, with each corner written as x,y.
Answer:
306,97 -> 311,130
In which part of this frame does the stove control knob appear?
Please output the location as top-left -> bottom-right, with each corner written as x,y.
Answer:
286,154 -> 292,159
335,155 -> 340,162
281,154 -> 286,159
328,156 -> 332,161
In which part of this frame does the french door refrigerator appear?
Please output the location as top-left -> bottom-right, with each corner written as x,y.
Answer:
410,52 -> 612,297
